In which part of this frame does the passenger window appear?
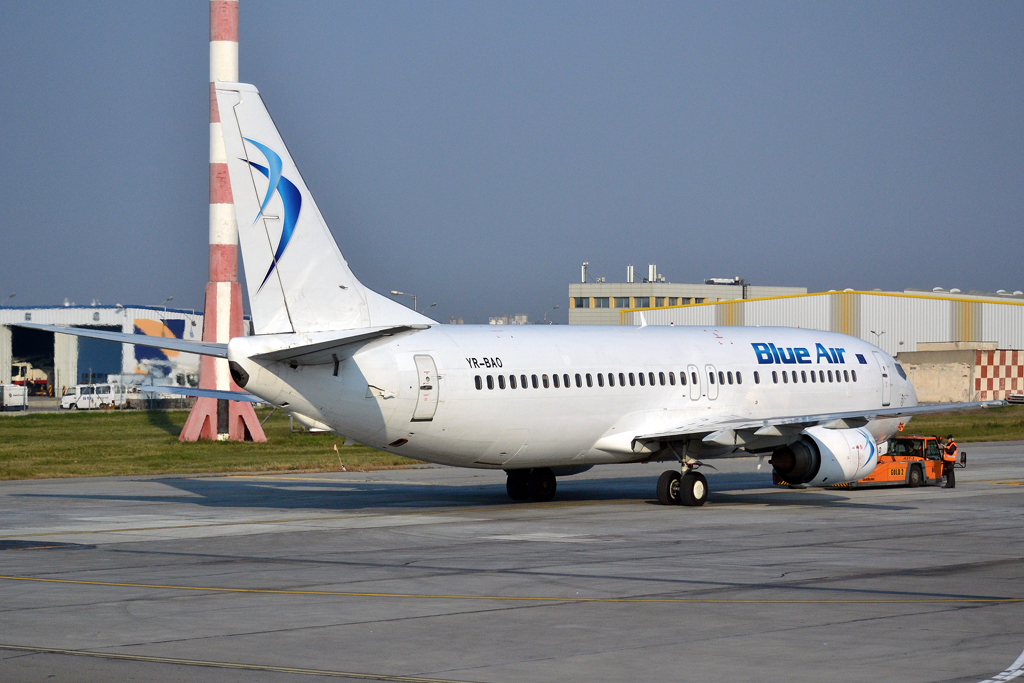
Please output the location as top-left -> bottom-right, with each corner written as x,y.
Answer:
542,374 -> 550,388
782,372 -> 788,384
563,373 -> 570,388
791,371 -> 798,383
474,375 -> 482,390
665,372 -> 672,386
772,371 -> 778,383
819,370 -> 825,383
659,372 -> 665,386
498,375 -> 505,389
691,372 -> 698,385
727,371 -> 733,385
718,371 -> 725,385
509,375 -> 517,389
532,374 -> 539,389
487,375 -> 494,390
585,373 -> 592,387
736,372 -> 742,384
828,370 -> 833,382
553,374 -> 560,388
810,371 -> 816,383
709,372 -> 716,385
679,372 -> 686,386
619,373 -> 625,386
852,370 -> 857,382
754,371 -> 759,384
844,370 -> 849,382
575,374 -> 582,388
610,373 -> 617,387
638,373 -> 645,386
521,374 -> 528,389
597,373 -> 605,387
801,371 -> 806,383
629,373 -> 636,386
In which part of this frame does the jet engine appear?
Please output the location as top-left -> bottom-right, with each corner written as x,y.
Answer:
769,426 -> 879,486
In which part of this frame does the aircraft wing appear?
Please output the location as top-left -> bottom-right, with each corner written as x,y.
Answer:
138,385 -> 266,403
637,400 -> 1007,447
249,325 -> 430,365
14,323 -> 227,358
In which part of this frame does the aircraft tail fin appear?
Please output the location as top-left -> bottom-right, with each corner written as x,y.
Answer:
214,82 -> 435,335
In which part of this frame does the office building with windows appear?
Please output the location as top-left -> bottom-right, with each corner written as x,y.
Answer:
568,266 -> 805,325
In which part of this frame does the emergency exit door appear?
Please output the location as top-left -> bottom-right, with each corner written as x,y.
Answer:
411,355 -> 439,421
872,352 -> 891,407
705,364 -> 719,400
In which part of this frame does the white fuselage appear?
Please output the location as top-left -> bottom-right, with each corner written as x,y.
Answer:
229,325 -> 916,470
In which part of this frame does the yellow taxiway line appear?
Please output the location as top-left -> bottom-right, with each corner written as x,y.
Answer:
0,644 -> 479,683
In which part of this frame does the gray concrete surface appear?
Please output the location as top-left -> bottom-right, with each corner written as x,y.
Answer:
1,443 -> 1023,683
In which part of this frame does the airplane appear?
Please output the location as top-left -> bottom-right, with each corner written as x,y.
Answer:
20,82 -> 1003,507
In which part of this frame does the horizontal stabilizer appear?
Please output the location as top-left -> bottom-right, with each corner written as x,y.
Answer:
14,323 -> 227,358
250,325 -> 429,365
139,385 -> 265,403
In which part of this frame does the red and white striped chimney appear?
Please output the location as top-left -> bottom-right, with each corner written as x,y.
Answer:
180,0 -> 266,442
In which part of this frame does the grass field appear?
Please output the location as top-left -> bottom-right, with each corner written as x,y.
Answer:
0,408 -> 418,480
1,404 -> 1021,481
900,404 -> 1024,442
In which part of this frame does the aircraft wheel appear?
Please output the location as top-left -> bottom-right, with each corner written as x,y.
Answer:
680,471 -> 708,507
506,470 -> 531,501
528,468 -> 557,502
656,470 -> 681,505
908,465 -> 923,488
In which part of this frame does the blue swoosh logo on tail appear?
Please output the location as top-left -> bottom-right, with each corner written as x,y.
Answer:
243,138 -> 302,293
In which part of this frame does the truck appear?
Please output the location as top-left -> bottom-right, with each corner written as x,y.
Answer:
60,383 -> 128,410
774,434 -> 966,489
1,384 -> 28,411
11,362 -> 48,395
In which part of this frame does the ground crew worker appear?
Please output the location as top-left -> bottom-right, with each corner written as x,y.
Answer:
942,434 -> 958,488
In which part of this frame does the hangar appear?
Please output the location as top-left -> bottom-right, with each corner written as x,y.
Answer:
0,305 -> 205,396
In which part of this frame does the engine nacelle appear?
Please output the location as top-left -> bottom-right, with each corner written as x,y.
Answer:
769,426 -> 879,486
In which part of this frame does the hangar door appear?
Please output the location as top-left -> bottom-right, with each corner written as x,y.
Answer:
411,355 -> 438,422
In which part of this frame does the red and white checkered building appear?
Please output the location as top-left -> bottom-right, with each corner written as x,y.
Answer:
975,350 -> 1024,400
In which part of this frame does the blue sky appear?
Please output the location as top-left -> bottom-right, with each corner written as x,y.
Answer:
2,2 -> 1021,323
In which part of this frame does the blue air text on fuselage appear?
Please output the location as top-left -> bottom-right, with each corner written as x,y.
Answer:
751,342 -> 855,365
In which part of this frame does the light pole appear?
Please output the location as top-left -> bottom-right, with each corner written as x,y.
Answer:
159,296 -> 174,314
870,330 -> 885,346
6,292 -> 14,306
390,290 -> 418,312
543,304 -> 559,324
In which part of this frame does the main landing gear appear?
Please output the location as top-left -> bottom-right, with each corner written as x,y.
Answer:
656,469 -> 708,506
506,468 -> 557,502
657,442 -> 709,506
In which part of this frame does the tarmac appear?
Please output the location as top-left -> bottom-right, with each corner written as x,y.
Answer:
1,442 -> 1023,683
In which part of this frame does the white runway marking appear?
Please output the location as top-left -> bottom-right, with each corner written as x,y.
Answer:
979,646 -> 1024,682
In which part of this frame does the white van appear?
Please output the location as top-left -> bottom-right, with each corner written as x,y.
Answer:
60,383 -> 127,410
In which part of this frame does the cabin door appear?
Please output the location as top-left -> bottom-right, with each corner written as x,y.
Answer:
872,352 -> 891,407
411,355 -> 439,421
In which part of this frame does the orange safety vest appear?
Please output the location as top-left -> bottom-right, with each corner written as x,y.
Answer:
943,441 -> 958,462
